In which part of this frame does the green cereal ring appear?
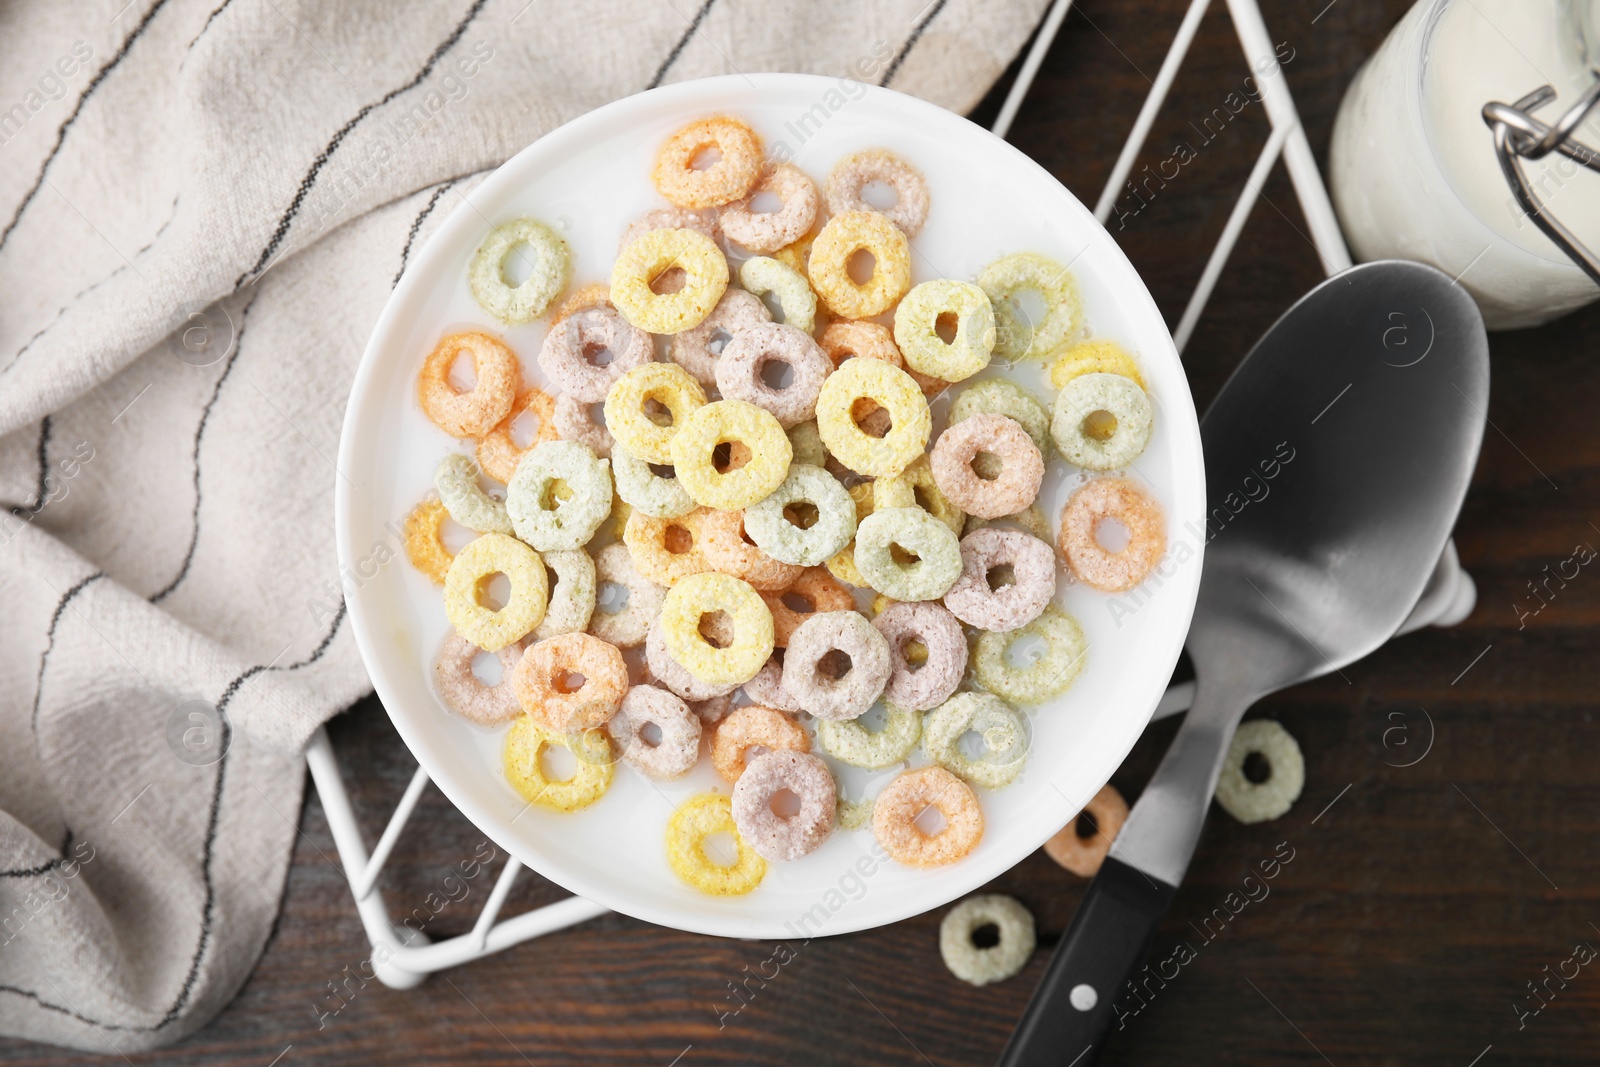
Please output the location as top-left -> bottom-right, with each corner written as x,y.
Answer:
604,362 -> 707,465
1216,719 -> 1304,824
669,400 -> 793,511
443,533 -> 548,652
964,503 -> 1054,543
972,607 -> 1087,706
922,692 -> 1029,789
435,453 -> 512,535
787,420 -> 827,468
814,358 -> 931,478
661,572 -> 774,686
853,507 -> 963,601
744,463 -> 856,567
817,703 -> 922,769
533,549 -> 597,640
738,256 -> 816,334
872,454 -> 965,537
611,443 -> 695,519
611,228 -> 729,334
949,378 -> 1052,459
1051,372 -> 1153,470
505,440 -> 613,552
837,794 -> 874,830
892,280 -> 996,383
978,252 -> 1084,363
940,894 -> 1036,986
468,218 -> 571,325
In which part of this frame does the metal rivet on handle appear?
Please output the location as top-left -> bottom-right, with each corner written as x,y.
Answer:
1069,983 -> 1098,1011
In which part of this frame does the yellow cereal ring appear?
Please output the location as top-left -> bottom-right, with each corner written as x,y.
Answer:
892,280 -> 996,382
623,506 -> 713,586
651,116 -> 764,209
665,792 -> 767,896
872,454 -> 965,536
403,497 -> 454,585
772,231 -> 816,278
603,362 -> 707,465
1048,339 -> 1148,391
815,358 -> 931,478
808,211 -> 912,319
502,717 -> 613,813
610,228 -> 729,334
443,533 -> 549,652
980,252 -> 1085,363
669,400 -> 793,510
825,480 -> 878,586
660,572 -> 774,686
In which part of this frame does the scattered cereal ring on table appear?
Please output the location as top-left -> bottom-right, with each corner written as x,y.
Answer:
624,506 -> 712,586
646,614 -> 738,701
922,691 -> 1029,789
468,218 -> 571,325
872,766 -> 983,868
537,306 -> 652,403
853,507 -> 963,602
943,527 -> 1057,633
732,750 -> 837,861
737,256 -> 817,335
611,443 -> 696,519
552,394 -> 613,459
711,705 -> 809,783
760,566 -> 857,646
661,572 -> 774,686
435,453 -> 512,535
872,454 -> 965,537
606,684 -> 701,780
651,115 -> 764,209
978,252 -> 1083,363
617,207 -> 718,255
417,331 -> 519,438
817,702 -> 922,769
716,323 -> 830,428
665,792 -> 767,896
669,288 -> 772,387
814,358 -> 931,478
719,163 -> 820,253
512,631 -> 629,733
948,378 -> 1052,460
819,320 -> 903,370
477,388 -> 560,484
403,496 -> 454,585
964,503 -> 1054,544
972,607 -> 1087,706
1051,372 -> 1154,471
532,548 -> 597,640
433,629 -> 523,727
930,413 -> 1044,520
744,463 -> 856,567
1044,783 -> 1128,877
669,399 -> 793,510
505,440 -> 613,552
604,362 -> 707,465
786,420 -> 828,468
503,718 -> 613,813
443,533 -> 548,652
808,210 -> 912,319
1056,476 -> 1166,592
610,228 -> 729,334
588,542 -> 665,648
741,654 -> 802,713
695,507 -> 804,592
779,610 -> 892,721
940,895 -> 1036,986
1216,720 -> 1304,824
825,149 -> 931,237
1048,338 -> 1146,391
893,280 -> 997,383
872,601 -> 966,711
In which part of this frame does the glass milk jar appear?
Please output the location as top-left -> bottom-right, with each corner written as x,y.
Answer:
1330,0 -> 1600,330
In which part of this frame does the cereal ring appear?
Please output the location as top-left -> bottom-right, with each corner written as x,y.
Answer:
666,793 -> 767,896
1057,477 -> 1166,592
808,211 -> 912,319
872,454 -> 965,537
964,503 -> 1054,544
687,690 -> 737,725
552,394 -> 613,458
695,507 -> 805,592
669,288 -> 772,387
824,481 -> 879,587
978,252 -> 1083,363
604,363 -> 707,465
737,257 -> 816,335
711,705 -> 809,783
780,610 -> 892,721
972,608 -> 1087,706
814,358 -> 931,478
468,218 -> 571,325
744,463 -> 856,567
930,413 -> 1044,520
922,692 -> 1029,789
651,115 -> 763,209
661,572 -> 774,686
1051,372 -> 1153,471
872,601 -> 966,710
646,614 -> 738,701
611,228 -> 729,334
511,631 -> 629,733
433,629 -> 523,727
943,528 -> 1056,632
1216,720 -> 1304,824
533,549 -> 597,640
825,149 -> 930,236
837,793 -> 874,830
503,718 -> 613,812
949,378 -> 1052,460
537,306 -> 652,403
786,420 -> 827,468
732,750 -> 837,861
404,496 -> 454,585
772,228 -> 817,277
505,440 -> 613,552
872,766 -> 983,868
549,282 -> 615,325
1048,338 -> 1147,391
624,506 -> 712,586
589,543 -> 665,648
611,444 -> 696,519
618,207 -> 718,255
817,703 -> 922,769
1044,783 -> 1128,877
476,388 -> 560,484
893,280 -> 996,383
606,684 -> 701,780
417,331 -> 518,438
760,566 -> 857,646
853,508 -> 963,601
435,453 -> 513,535
716,323 -> 830,428
719,163 -> 820,253
740,654 -> 802,713
939,895 -> 1035,986
443,533 -> 548,652
670,400 -> 793,510
819,320 -> 903,370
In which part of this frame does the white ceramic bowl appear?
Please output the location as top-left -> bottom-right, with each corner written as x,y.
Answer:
336,73 -> 1204,939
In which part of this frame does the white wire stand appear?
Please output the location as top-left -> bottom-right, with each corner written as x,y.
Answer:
308,0 -> 1479,988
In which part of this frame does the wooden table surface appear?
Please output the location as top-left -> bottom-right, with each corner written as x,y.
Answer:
9,1 -> 1600,1064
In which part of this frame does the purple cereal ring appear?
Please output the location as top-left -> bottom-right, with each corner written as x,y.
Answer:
537,306 -> 653,404
433,630 -> 524,726
618,207 -> 718,254
669,288 -> 772,386
715,323 -> 832,429
689,690 -> 738,725
741,653 -> 802,713
731,750 -> 837,861
780,610 -> 892,721
872,601 -> 967,711
607,684 -> 702,779
930,413 -> 1044,520
944,527 -> 1057,632
553,394 -> 613,458
719,163 -> 821,254
646,613 -> 739,701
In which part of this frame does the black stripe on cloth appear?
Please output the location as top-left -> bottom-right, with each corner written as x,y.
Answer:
0,0 -> 174,256
392,178 -> 463,287
8,417 -> 51,518
235,0 -> 491,287
30,572 -> 106,734
647,0 -> 717,89
879,0 -> 950,87
0,831 -> 74,879
184,0 -> 242,54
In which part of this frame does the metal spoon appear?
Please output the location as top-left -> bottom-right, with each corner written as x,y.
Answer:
997,260 -> 1489,1066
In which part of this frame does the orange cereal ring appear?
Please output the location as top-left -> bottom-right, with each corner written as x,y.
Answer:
872,766 -> 984,868
696,507 -> 804,592
417,331 -> 519,438
403,496 -> 453,585
808,211 -> 911,319
549,282 -> 614,325
476,387 -> 559,484
759,566 -> 856,646
611,228 -> 729,334
511,631 -> 629,734
651,115 -> 764,209
711,705 -> 809,783
1057,476 -> 1166,592
623,506 -> 713,586
819,320 -> 903,370
1044,783 -> 1129,877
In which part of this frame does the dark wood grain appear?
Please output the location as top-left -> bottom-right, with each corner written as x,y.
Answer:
7,1 -> 1600,1063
